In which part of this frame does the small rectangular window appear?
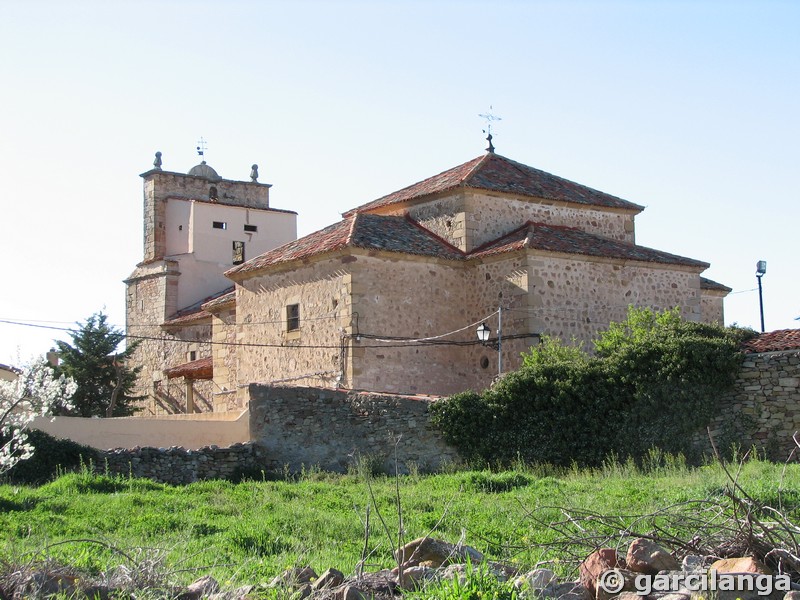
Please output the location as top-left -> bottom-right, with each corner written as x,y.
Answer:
244,224 -> 258,233
188,351 -> 197,361
213,221 -> 227,230
286,304 -> 300,332
232,241 -> 245,265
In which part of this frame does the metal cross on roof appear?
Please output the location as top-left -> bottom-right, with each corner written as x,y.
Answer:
479,106 -> 502,153
196,137 -> 207,158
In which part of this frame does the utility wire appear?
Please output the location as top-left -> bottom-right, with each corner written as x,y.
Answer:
0,318 -> 536,350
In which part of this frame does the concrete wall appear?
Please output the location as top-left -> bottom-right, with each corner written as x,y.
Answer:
702,349 -> 800,459
32,410 -> 249,450
248,385 -> 460,473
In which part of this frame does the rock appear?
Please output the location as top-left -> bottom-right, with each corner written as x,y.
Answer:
710,557 -> 772,575
579,548 -> 625,598
395,536 -> 483,569
681,555 -> 705,573
398,565 -> 435,589
269,566 -> 318,588
336,585 -> 368,600
649,594 -> 690,600
543,581 -> 590,600
595,568 -> 638,600
208,585 -> 255,600
439,564 -> 467,582
17,571 -> 79,598
186,575 -> 220,597
626,538 -> 680,575
291,583 -> 312,600
312,568 -> 344,591
515,568 -> 558,591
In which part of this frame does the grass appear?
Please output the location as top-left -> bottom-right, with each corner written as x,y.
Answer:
1,456 -> 799,592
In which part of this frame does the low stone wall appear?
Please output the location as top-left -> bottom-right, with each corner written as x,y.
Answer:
702,349 -> 800,459
248,385 -> 461,474
99,442 -> 270,484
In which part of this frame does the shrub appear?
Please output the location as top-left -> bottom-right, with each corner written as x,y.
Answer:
0,429 -> 98,485
431,307 -> 754,467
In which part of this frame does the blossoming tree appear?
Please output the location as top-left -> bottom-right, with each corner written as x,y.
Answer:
0,359 -> 77,474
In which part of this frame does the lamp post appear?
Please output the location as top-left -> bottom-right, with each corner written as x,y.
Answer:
756,260 -> 767,333
477,307 -> 502,375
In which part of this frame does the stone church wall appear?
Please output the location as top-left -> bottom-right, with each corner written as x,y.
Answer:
234,258 -> 353,393
405,191 -> 636,253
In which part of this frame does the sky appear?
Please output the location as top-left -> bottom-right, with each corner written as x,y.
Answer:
1,0 -> 797,365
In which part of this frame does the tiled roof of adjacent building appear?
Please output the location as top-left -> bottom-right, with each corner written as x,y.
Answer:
226,213 -> 463,276
344,153 -> 644,216
742,329 -> 800,354
162,287 -> 234,327
469,222 -> 709,268
164,356 -> 213,380
700,277 -> 733,293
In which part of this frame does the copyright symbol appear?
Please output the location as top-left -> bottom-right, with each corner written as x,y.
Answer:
598,569 -> 625,594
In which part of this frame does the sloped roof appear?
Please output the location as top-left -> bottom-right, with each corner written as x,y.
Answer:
469,222 -> 709,268
226,213 -> 463,276
344,153 -> 644,216
742,329 -> 800,354
162,286 -> 235,327
700,277 -> 733,293
164,356 -> 213,379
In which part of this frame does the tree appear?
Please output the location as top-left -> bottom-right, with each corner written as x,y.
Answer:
53,312 -> 143,417
0,359 -> 77,474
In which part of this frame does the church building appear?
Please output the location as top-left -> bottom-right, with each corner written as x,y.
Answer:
126,147 -> 730,415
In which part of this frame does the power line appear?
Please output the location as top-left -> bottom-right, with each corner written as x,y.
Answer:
0,318 -> 538,350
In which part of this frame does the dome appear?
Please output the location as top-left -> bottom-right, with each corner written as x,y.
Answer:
187,161 -> 221,182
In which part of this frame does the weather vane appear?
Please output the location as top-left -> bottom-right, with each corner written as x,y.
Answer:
196,137 -> 208,160
479,106 -> 502,153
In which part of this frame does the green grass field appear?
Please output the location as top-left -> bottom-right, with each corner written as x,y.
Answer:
1,454 -> 798,591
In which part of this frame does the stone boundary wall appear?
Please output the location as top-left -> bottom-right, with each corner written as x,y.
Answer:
98,442 -> 269,485
248,385 -> 461,474
701,349 -> 800,458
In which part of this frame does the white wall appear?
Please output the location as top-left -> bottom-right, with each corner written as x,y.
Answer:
31,410 -> 250,450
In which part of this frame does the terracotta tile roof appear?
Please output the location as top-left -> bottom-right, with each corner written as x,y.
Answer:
164,356 -> 213,380
162,287 -> 235,327
742,329 -> 800,354
162,310 -> 211,327
344,153 -> 644,216
700,277 -> 732,293
226,213 -> 463,276
202,290 -> 236,312
468,222 -> 709,268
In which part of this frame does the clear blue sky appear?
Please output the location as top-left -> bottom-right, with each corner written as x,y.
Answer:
1,0 -> 797,364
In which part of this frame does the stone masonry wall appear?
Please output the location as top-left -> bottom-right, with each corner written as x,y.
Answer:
234,258 -> 352,397
405,191 -> 636,253
701,350 -> 800,459
99,442 -> 269,484
248,385 -> 460,473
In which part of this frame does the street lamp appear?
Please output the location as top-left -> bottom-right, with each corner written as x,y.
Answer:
476,322 -> 492,345
477,308 -> 503,375
756,260 -> 767,333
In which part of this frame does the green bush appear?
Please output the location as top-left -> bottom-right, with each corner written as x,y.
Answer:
431,307 -> 755,467
0,429 -> 99,484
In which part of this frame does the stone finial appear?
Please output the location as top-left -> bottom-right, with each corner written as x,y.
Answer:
153,151 -> 163,170
250,164 -> 259,182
